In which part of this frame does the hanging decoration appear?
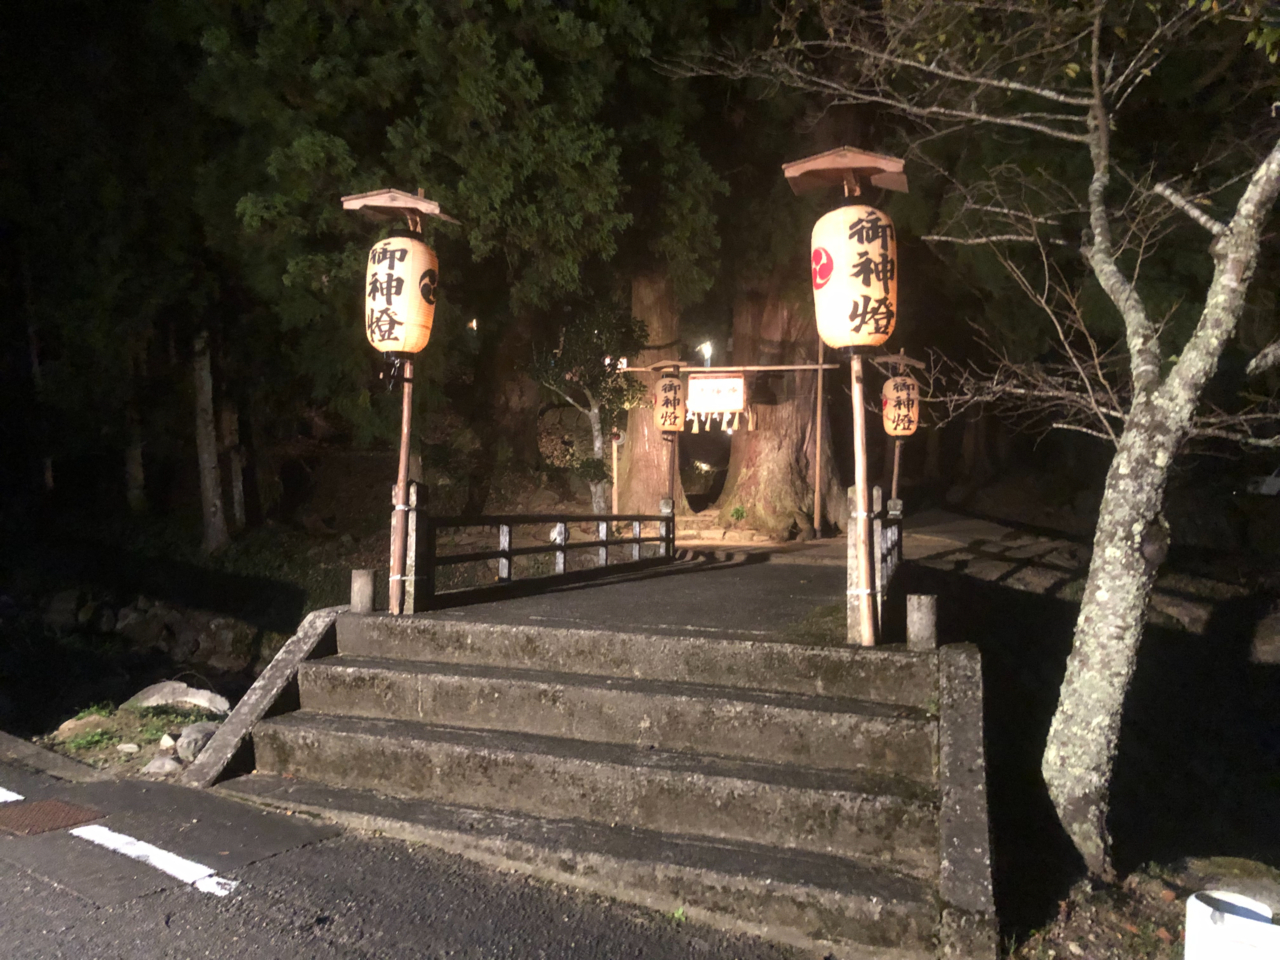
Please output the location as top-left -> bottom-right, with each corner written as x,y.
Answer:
364,230 -> 439,354
811,205 -> 897,350
881,376 -> 920,436
686,373 -> 746,414
654,372 -> 685,432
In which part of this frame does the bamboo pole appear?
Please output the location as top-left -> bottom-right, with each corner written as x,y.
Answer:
611,434 -> 619,515
814,338 -> 825,538
389,359 -> 414,615
891,439 -> 903,502
849,353 -> 876,646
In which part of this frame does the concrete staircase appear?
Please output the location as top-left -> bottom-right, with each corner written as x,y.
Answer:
217,614 -> 995,959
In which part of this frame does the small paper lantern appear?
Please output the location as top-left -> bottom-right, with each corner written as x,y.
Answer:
365,230 -> 438,354
882,376 -> 920,436
811,204 -> 897,349
654,373 -> 685,432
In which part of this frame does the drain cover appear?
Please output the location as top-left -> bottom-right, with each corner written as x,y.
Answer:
0,799 -> 103,835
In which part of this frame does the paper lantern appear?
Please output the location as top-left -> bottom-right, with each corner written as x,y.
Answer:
882,376 -> 920,436
654,373 -> 685,432
686,373 -> 745,414
364,230 -> 438,354
811,204 -> 897,349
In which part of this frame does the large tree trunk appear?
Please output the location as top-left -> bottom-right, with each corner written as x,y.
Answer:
714,273 -> 831,539
124,397 -> 146,514
220,401 -> 246,531
1041,400 -> 1177,878
618,272 -> 686,513
193,331 -> 229,553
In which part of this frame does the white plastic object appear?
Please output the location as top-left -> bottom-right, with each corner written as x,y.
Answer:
1185,890 -> 1280,959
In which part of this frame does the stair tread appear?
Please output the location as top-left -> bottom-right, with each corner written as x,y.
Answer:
258,711 -> 937,804
218,771 -> 935,906
306,654 -> 934,722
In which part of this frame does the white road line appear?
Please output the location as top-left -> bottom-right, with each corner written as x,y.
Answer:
0,787 -> 23,803
69,824 -> 239,897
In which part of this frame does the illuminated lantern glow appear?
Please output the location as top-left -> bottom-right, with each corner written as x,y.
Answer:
654,373 -> 685,432
364,229 -> 438,354
811,204 -> 897,349
686,373 -> 745,414
881,376 -> 920,436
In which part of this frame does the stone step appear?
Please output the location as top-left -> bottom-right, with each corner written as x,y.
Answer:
217,772 -> 937,960
297,656 -> 937,782
335,614 -> 937,709
252,712 -> 939,879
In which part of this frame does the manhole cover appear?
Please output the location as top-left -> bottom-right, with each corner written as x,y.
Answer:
0,799 -> 103,835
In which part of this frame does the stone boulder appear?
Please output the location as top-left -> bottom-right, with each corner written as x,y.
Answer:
177,722 -> 220,763
122,681 -> 230,715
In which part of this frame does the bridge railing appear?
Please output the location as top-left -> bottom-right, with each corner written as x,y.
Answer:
398,482 -> 675,613
872,485 -> 902,624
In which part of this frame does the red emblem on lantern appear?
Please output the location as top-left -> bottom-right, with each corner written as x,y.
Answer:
811,247 -> 834,289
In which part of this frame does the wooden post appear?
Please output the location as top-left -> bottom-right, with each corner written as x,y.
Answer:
907,594 -> 938,651
403,481 -> 419,614
498,523 -> 512,582
553,522 -> 567,575
849,353 -> 876,646
872,484 -> 883,626
891,439 -> 903,502
389,358 -> 414,615
631,519 -> 641,561
813,338 -> 825,538
350,570 -> 374,614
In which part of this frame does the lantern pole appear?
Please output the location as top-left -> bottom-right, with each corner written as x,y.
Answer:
813,337 -> 825,539
389,357 -> 414,615
891,439 -> 903,503
849,351 -> 877,646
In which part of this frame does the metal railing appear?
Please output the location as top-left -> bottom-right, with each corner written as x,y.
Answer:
872,485 -> 902,623
396,482 -> 675,613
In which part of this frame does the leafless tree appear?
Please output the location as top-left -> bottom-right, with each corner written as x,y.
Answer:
683,0 -> 1280,877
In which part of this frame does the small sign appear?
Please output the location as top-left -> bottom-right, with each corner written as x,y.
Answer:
687,374 -> 746,414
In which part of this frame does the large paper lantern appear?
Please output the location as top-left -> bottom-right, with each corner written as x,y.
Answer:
364,229 -> 438,354
882,376 -> 919,436
811,205 -> 897,349
654,373 -> 685,432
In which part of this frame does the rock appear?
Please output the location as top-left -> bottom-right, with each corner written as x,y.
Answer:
95,607 -> 117,633
77,601 -> 99,626
116,609 -> 172,651
158,733 -> 176,749
43,589 -> 83,633
122,681 -> 230,715
1251,613 -> 1280,664
177,722 -> 220,762
141,756 -> 183,777
55,715 -> 110,739
116,742 -> 140,754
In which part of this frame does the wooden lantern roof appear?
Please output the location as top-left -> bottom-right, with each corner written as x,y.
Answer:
782,147 -> 908,196
341,188 -> 460,225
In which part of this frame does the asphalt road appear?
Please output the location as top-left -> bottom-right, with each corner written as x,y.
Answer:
0,759 -> 798,960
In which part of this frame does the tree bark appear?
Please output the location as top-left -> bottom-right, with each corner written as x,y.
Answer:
587,402 -> 609,515
193,331 -> 230,553
124,397 -> 146,514
714,272 -> 825,539
220,401 -> 246,531
618,272 -> 686,513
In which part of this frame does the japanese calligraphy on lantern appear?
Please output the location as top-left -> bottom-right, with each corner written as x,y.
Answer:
364,231 -> 438,354
686,374 -> 745,414
881,376 -> 919,436
653,373 -> 685,432
810,205 -> 897,349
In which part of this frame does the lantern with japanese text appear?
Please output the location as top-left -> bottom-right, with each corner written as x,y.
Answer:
881,376 -> 919,437
654,373 -> 685,432
364,229 -> 439,355
810,205 -> 897,350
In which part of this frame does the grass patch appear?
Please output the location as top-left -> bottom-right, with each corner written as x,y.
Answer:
73,702 -> 116,720
65,729 -> 120,751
